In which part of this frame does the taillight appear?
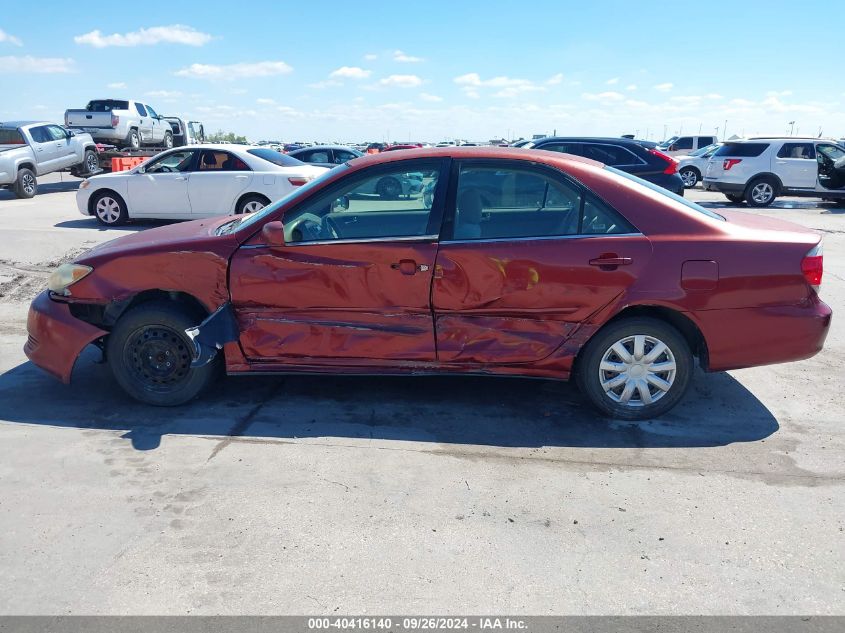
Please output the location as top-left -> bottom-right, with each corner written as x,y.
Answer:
801,242 -> 824,292
723,158 -> 742,171
648,148 -> 678,174
288,176 -> 310,186
111,114 -> 119,127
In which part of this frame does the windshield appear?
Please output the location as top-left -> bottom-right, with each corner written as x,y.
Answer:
657,136 -> 679,149
690,143 -> 719,157
247,148 -> 306,167
604,166 -> 725,221
225,165 -> 346,234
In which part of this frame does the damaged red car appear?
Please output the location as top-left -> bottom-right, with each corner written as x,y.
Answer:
25,147 -> 831,419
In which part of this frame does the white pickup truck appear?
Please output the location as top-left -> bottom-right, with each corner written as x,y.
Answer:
0,121 -> 100,199
65,99 -> 174,150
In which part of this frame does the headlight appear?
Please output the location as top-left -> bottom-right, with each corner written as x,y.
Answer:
48,263 -> 93,295
79,179 -> 91,189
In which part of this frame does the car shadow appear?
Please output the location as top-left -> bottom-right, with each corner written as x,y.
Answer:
0,348 -> 778,451
54,219 -> 177,230
0,180 -> 81,200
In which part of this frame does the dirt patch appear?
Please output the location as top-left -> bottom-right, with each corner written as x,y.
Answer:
0,246 -> 92,303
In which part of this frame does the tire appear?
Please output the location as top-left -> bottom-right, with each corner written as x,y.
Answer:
576,317 -> 693,420
107,301 -> 220,406
92,191 -> 129,226
125,128 -> 140,150
83,149 -> 99,175
679,167 -> 700,188
163,132 -> 173,149
745,176 -> 778,207
725,193 -> 744,203
235,194 -> 270,214
376,176 -> 402,200
14,168 -> 37,199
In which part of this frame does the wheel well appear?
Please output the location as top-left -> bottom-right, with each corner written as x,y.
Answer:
87,188 -> 125,214
83,145 -> 97,153
113,290 -> 209,326
580,305 -> 709,370
746,172 -> 783,193
18,162 -> 35,173
235,192 -> 271,212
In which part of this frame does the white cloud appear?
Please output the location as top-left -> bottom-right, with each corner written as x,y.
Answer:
74,24 -> 212,47
107,82 -> 127,89
146,90 -> 182,98
380,74 -> 423,88
329,66 -> 371,80
582,91 -> 625,102
464,90 -> 480,99
0,28 -> 22,46
730,98 -> 755,107
454,73 -> 545,98
625,99 -> 649,108
256,98 -> 275,105
393,50 -> 423,63
364,53 -> 377,61
0,55 -> 75,73
654,82 -> 674,92
419,92 -> 443,102
766,90 -> 793,97
175,60 -> 293,80
546,73 -> 564,85
308,79 -> 342,89
626,84 -> 637,91
606,77 -> 619,85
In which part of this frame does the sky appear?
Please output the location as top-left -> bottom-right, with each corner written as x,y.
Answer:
1,0 -> 843,143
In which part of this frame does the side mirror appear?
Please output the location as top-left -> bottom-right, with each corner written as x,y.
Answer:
331,195 -> 349,212
669,145 -> 677,151
65,129 -> 73,139
261,220 -> 285,246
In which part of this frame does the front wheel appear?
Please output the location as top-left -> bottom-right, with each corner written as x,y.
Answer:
92,191 -> 128,225
679,167 -> 699,188
107,302 -> 220,406
576,317 -> 693,420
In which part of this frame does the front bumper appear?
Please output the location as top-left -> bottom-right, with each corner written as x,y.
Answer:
696,297 -> 832,372
76,186 -> 93,216
24,291 -> 108,383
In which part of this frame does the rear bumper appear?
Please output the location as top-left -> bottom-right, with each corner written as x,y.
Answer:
24,291 -> 107,383
696,298 -> 832,371
703,179 -> 745,194
647,173 -> 685,196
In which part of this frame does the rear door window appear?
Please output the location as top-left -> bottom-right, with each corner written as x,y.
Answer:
714,143 -> 769,157
581,143 -> 644,166
777,143 -> 815,159
28,126 -> 51,143
675,137 -> 694,150
538,142 -> 583,156
135,103 -> 148,116
199,150 -> 250,171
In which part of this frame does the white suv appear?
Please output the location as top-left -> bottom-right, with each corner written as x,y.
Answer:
702,138 -> 845,207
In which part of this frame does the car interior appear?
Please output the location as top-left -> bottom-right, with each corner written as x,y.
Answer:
816,144 -> 845,190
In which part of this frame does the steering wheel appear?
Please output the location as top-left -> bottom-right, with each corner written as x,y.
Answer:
323,216 -> 341,240
157,165 -> 175,173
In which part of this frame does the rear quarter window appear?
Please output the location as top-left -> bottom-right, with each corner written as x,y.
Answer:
713,143 -> 769,157
0,128 -> 25,144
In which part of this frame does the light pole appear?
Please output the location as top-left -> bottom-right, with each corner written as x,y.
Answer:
788,121 -> 796,136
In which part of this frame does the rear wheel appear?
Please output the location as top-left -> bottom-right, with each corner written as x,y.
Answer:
83,149 -> 99,175
107,301 -> 220,406
235,194 -> 270,214
745,176 -> 778,207
576,317 -> 693,420
14,168 -> 37,199
163,132 -> 173,149
680,167 -> 699,188
92,191 -> 128,225
125,128 -> 140,150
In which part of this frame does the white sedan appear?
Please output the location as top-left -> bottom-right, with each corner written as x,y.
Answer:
77,144 -> 327,225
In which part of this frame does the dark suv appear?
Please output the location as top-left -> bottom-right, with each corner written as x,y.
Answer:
524,137 -> 684,195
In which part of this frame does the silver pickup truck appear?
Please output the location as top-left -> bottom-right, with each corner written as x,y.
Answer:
0,121 -> 99,199
65,99 -> 173,150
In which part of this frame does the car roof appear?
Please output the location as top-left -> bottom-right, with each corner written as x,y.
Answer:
531,136 -> 648,146
289,145 -> 359,152
0,120 -> 49,128
346,145 -> 601,169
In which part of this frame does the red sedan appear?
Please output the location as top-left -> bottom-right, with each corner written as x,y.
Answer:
25,147 -> 831,419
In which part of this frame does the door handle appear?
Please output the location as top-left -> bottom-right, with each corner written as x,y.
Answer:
390,259 -> 428,275
589,254 -> 633,269
235,175 -> 249,179
174,176 -> 187,181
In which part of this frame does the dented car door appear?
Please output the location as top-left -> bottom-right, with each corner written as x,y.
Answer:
229,159 -> 448,364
